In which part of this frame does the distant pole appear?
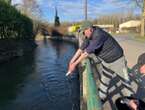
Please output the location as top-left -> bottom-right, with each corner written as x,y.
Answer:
84,0 -> 87,20
141,0 -> 145,37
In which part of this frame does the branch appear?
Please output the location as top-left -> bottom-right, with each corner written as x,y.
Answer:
134,0 -> 143,8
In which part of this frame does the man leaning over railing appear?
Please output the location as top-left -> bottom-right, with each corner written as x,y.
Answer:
66,20 -> 133,102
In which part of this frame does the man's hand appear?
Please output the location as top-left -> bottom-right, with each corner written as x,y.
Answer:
69,60 -> 74,66
140,64 -> 145,75
66,51 -> 88,76
66,63 -> 76,76
69,63 -> 76,73
69,49 -> 83,66
128,100 -> 138,110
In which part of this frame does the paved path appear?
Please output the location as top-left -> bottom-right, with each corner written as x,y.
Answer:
115,36 -> 145,68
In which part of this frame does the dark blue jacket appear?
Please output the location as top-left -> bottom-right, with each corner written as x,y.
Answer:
80,26 -> 123,63
131,64 -> 145,102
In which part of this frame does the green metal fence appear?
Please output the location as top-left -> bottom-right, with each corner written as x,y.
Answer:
81,58 -> 102,110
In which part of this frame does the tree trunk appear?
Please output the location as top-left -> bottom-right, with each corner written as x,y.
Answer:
141,0 -> 145,37
141,17 -> 145,37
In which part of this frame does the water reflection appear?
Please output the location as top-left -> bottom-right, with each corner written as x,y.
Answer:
0,52 -> 36,106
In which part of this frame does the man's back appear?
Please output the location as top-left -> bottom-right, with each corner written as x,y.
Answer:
92,26 -> 123,63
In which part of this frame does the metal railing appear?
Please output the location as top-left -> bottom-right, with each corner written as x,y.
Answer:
81,58 -> 102,110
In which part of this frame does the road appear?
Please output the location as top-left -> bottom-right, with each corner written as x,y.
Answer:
115,35 -> 145,68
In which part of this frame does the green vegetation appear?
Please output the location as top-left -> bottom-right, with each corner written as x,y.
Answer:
0,0 -> 34,40
3,0 -> 11,4
0,0 -> 36,63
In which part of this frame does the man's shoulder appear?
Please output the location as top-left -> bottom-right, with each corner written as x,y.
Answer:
93,26 -> 111,37
92,26 -> 112,41
93,26 -> 102,30
93,26 -> 103,33
92,27 -> 104,37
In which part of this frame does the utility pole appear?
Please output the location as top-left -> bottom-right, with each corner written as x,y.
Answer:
141,0 -> 145,37
84,0 -> 87,20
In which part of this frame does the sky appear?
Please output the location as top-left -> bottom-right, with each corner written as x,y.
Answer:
12,0 -> 142,23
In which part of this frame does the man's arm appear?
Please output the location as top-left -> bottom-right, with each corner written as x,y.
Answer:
73,51 -> 89,66
66,38 -> 89,75
67,51 -> 89,75
69,49 -> 83,64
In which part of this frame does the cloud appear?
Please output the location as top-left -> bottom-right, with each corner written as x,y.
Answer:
12,0 -> 141,22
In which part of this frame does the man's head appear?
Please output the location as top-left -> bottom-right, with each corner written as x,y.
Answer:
137,53 -> 145,74
80,21 -> 93,38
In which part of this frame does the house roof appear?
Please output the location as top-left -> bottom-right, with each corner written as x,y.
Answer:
119,20 -> 141,29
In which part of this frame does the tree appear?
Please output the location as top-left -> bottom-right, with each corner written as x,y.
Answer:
1,0 -> 11,4
0,0 -> 33,39
134,0 -> 144,36
15,0 -> 42,21
141,0 -> 145,37
134,0 -> 143,8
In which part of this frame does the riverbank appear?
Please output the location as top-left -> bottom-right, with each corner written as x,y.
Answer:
0,39 -> 37,63
35,34 -> 78,45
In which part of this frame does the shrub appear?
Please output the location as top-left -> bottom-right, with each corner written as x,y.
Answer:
0,0 -> 33,39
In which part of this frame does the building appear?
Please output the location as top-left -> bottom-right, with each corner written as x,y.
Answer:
94,24 -> 115,33
119,20 -> 141,33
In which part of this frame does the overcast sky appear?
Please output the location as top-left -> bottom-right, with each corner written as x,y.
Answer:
12,0 -> 141,22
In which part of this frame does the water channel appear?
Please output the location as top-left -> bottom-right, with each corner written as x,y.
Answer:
0,39 -> 80,110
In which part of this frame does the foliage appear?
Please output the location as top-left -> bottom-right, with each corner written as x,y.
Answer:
93,12 -> 140,28
133,0 -> 143,9
0,0 -> 33,39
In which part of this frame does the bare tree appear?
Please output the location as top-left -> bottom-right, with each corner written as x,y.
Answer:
17,0 -> 42,21
94,11 -> 139,30
141,0 -> 145,37
133,0 -> 144,36
134,0 -> 143,8
17,0 -> 44,35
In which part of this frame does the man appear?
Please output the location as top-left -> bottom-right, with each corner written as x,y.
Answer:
116,53 -> 145,110
67,21 -> 132,100
132,53 -> 145,101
